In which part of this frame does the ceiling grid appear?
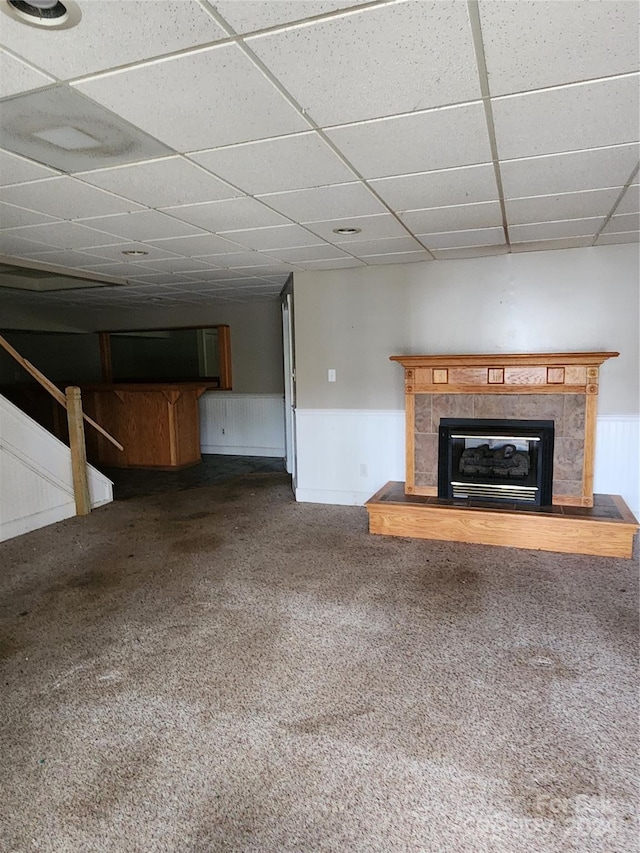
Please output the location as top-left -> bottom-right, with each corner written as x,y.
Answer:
0,0 -> 637,305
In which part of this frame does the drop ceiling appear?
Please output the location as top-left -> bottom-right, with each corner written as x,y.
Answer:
0,0 -> 638,309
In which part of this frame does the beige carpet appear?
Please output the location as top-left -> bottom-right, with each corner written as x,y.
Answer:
0,472 -> 638,852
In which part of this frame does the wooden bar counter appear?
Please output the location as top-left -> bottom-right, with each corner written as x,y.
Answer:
81,382 -> 214,470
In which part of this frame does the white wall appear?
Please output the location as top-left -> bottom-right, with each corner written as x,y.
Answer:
295,244 -> 639,413
293,244 -> 640,513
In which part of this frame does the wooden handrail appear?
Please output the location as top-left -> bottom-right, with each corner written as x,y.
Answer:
0,333 -> 123,451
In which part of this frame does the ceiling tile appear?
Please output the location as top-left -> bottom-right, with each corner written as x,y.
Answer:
0,49 -> 54,98
77,157 -> 241,208
595,231 -> 639,245
303,213 -> 410,242
325,104 -> 492,179
492,76 -> 640,160
0,177 -> 143,219
0,149 -> 60,187
417,226 -> 505,250
127,257 -> 221,273
505,188 -> 622,225
212,2 -> 371,33
0,86 -> 172,173
74,44 -> 309,152
267,245 -> 349,262
614,185 -> 640,215
479,0 -> 640,96
362,251 -> 432,265
0,221 -> 126,250
67,261 -> 164,278
399,201 -> 503,233
219,224 -> 321,251
602,212 -> 640,233
75,243 -> 179,262
77,210 -> 207,241
120,272 -> 208,285
511,237 -> 593,253
298,257 -> 365,269
144,234 -> 246,256
202,251 -> 280,269
163,197 -> 289,231
176,268 -> 264,282
500,144 -> 640,199
0,0 -> 227,79
225,264 -> 295,277
248,2 -> 480,125
0,203 -> 56,229
509,218 -> 604,242
190,132 -> 355,194
431,245 -> 509,260
334,235 -> 424,256
0,233 -> 61,257
370,164 -> 499,211
257,182 -> 384,222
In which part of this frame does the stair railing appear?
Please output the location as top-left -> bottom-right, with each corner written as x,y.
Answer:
0,333 -> 123,516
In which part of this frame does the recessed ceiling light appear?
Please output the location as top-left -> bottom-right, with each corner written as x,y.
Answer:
122,250 -> 149,257
1,0 -> 82,29
332,227 -> 362,235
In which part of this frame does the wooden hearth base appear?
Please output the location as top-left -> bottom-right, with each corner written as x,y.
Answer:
366,482 -> 638,559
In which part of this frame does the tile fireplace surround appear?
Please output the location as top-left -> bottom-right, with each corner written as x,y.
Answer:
390,352 -> 619,508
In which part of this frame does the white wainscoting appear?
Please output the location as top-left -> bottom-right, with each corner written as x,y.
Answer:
295,408 -> 640,516
594,414 -> 640,519
0,395 -> 113,543
199,392 -> 285,457
295,409 -> 405,505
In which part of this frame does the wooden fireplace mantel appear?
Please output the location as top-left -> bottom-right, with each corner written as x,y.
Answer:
390,351 -> 619,394
366,351 -> 637,557
390,351 -> 619,507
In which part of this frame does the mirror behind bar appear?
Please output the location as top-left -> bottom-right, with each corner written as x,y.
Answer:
99,325 -> 231,389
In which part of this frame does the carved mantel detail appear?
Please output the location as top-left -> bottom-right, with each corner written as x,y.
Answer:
390,352 -> 619,507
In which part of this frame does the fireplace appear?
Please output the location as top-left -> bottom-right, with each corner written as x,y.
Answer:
437,418 -> 554,506
365,351 -> 639,559
389,351 -> 619,508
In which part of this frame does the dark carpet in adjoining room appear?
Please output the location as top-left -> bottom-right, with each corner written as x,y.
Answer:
0,471 -> 637,852
102,454 -> 286,500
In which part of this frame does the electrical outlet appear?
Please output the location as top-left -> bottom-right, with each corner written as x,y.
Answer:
328,368 -> 336,382
222,427 -> 225,435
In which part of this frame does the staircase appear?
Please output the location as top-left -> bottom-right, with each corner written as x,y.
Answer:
0,394 -> 113,543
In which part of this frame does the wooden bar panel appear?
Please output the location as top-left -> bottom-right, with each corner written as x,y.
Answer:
82,383 -> 206,470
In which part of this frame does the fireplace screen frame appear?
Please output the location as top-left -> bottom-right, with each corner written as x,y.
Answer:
438,418 -> 555,506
